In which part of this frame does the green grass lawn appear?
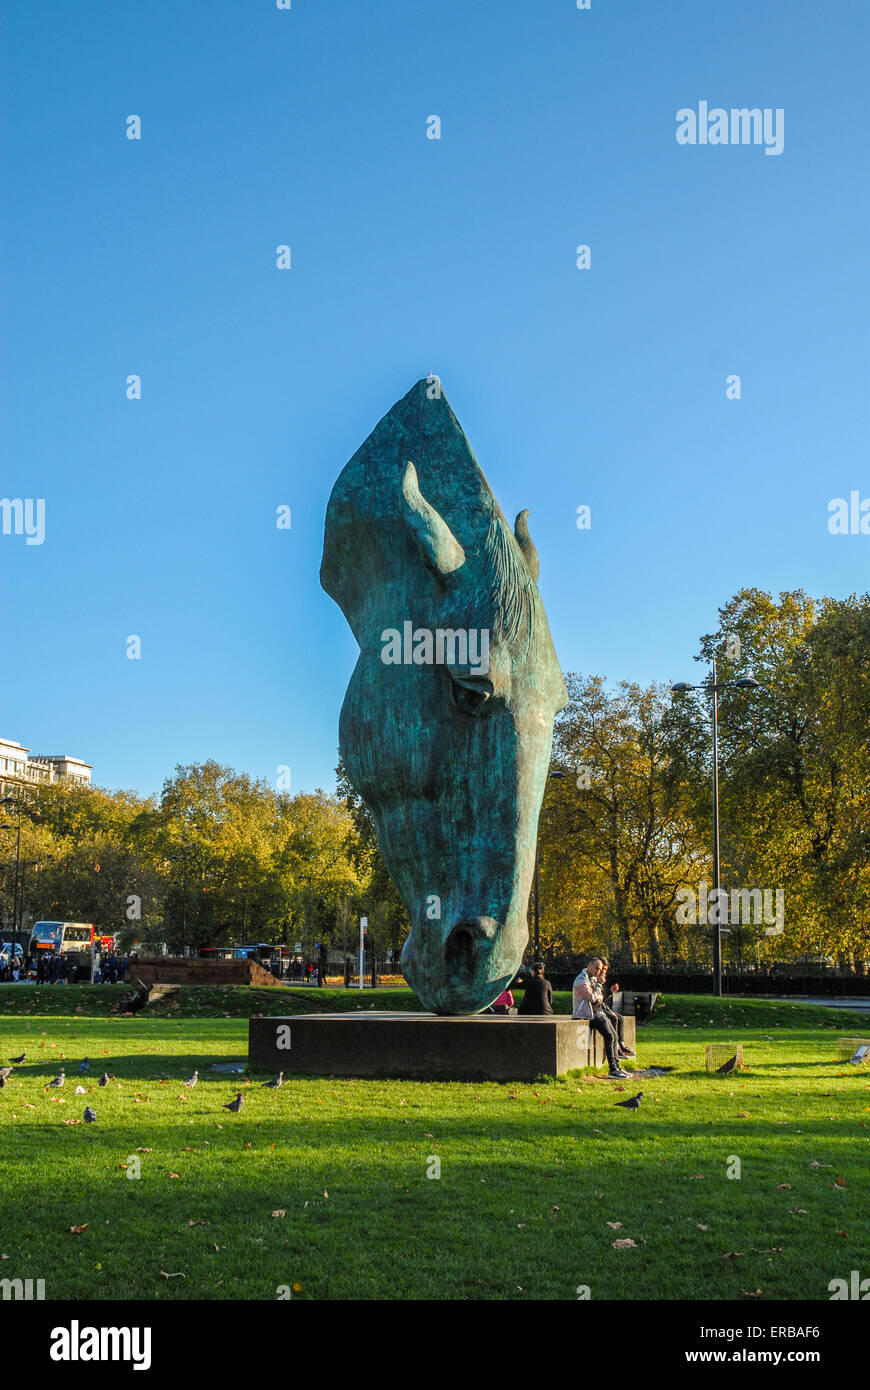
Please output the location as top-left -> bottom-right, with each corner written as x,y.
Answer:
0,989 -> 867,1301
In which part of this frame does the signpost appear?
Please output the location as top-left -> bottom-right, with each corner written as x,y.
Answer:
359,917 -> 367,991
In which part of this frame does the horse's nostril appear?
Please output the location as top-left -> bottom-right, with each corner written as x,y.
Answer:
445,924 -> 477,982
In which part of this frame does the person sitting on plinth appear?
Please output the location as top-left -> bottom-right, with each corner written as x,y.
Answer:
593,959 -> 635,1060
572,956 -> 631,1079
516,962 -> 553,1015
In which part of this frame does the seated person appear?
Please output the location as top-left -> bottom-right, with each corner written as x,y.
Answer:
489,987 -> 515,1015
516,963 -> 553,1015
572,956 -> 631,1079
594,959 -> 635,1060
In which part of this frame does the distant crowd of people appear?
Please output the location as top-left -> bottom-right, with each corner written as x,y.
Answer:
0,954 -> 30,983
92,952 -> 128,984
0,951 -> 129,985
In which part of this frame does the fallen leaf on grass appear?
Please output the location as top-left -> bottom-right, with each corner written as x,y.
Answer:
187,1220 -> 208,1227
742,1288 -> 763,1299
696,1223 -> 709,1231
159,1271 -> 185,1279
136,1147 -> 152,1153
721,1251 -> 743,1260
271,1210 -> 286,1219
834,1176 -> 847,1188
790,1208 -> 808,1215
606,1222 -> 623,1229
611,1238 -> 637,1250
168,1172 -> 180,1180
776,1183 -> 792,1190
69,1224 -> 88,1235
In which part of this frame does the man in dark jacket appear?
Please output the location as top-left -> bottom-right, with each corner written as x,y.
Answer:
517,963 -> 553,1015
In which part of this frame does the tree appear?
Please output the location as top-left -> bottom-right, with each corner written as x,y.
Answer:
335,754 -> 409,953
541,674 -> 706,966
691,589 -> 870,966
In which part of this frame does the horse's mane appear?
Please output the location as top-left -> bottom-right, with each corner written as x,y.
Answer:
476,516 -> 538,657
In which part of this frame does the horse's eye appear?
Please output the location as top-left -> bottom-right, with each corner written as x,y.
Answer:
450,677 -> 493,716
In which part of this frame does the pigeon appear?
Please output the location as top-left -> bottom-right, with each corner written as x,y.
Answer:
77,1058 -> 90,1074
0,1067 -> 13,1088
75,1085 -> 87,1095
182,1070 -> 198,1088
45,1070 -> 65,1089
83,1106 -> 97,1123
223,1092 -> 244,1113
716,1054 -> 739,1075
98,1072 -> 112,1087
9,1052 -> 26,1064
614,1091 -> 643,1110
263,1072 -> 283,1089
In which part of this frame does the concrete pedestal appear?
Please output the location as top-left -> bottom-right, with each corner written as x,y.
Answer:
248,1012 -> 636,1081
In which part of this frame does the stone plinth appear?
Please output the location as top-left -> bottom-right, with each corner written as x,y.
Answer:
248,1012 -> 636,1081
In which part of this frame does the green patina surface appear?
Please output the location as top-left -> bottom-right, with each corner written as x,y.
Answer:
320,380 -> 566,1014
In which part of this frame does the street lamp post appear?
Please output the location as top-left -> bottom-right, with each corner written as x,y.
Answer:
0,797 -> 22,970
18,860 -> 38,961
532,769 -> 566,963
169,849 -> 194,958
671,657 -> 760,997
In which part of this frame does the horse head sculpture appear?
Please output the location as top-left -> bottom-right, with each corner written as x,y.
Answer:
321,380 -> 567,1013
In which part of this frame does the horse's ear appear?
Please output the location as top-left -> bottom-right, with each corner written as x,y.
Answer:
514,510 -> 539,582
401,461 -> 466,576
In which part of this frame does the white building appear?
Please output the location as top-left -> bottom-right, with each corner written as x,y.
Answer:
0,737 -> 92,794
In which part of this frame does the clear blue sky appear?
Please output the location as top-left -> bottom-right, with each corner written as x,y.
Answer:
1,1 -> 867,799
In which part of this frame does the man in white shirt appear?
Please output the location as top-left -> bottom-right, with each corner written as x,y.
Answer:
572,957 -> 631,1079
594,959 -> 635,1060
